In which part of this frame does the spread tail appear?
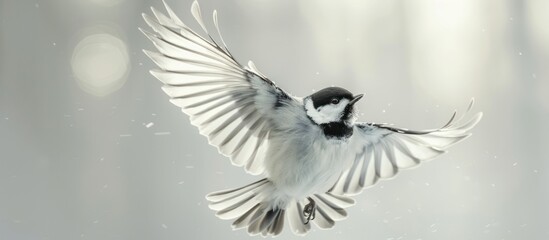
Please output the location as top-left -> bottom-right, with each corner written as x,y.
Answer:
206,179 -> 355,236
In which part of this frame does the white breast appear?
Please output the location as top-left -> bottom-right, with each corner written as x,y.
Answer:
264,126 -> 359,201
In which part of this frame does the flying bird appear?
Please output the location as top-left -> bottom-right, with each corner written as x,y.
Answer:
141,0 -> 482,236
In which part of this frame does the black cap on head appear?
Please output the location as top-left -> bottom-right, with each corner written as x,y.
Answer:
310,87 -> 354,109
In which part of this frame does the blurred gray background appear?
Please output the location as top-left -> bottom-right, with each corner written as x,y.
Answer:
1,0 -> 548,239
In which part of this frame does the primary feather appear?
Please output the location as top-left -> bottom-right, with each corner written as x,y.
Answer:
141,0 -> 294,175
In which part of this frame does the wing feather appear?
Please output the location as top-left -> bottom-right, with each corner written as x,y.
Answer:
142,1 -> 294,175
331,99 -> 482,195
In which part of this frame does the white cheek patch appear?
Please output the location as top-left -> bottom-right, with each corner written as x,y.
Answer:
305,98 -> 349,124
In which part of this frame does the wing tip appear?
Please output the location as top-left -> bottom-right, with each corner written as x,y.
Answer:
142,12 -> 154,24
139,27 -> 156,40
142,49 -> 154,57
468,97 -> 475,111
148,69 -> 165,83
192,0 -> 200,8
441,110 -> 458,129
142,12 -> 162,30
465,111 -> 483,130
150,7 -> 163,23
476,111 -> 484,121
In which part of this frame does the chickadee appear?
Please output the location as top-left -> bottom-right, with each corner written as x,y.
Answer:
141,1 -> 482,237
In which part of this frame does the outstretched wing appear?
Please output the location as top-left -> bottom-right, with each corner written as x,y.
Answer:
330,99 -> 483,195
141,1 -> 294,175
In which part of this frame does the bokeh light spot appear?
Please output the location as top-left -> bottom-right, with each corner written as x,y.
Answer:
71,33 -> 129,97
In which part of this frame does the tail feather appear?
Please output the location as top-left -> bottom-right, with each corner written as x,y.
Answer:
206,178 -> 269,220
207,178 -> 286,236
287,193 -> 355,234
248,208 -> 284,236
206,178 -> 268,202
287,201 -> 311,235
311,194 -> 347,221
269,209 -> 285,236
215,194 -> 259,220
311,205 -> 335,229
232,203 -> 261,229
258,209 -> 278,233
321,192 -> 355,207
206,179 -> 355,236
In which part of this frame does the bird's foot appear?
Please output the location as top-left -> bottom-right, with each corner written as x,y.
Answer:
303,197 -> 316,224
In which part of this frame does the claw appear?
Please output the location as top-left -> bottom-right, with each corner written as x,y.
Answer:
303,197 -> 316,224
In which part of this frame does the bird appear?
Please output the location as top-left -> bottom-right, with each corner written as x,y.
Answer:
140,0 -> 482,237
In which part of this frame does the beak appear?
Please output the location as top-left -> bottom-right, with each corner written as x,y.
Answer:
349,94 -> 364,105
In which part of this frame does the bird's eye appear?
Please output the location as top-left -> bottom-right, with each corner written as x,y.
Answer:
331,98 -> 339,104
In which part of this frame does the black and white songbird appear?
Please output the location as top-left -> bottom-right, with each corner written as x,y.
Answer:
141,1 -> 482,237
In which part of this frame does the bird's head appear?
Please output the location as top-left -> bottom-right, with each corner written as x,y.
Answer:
304,87 -> 364,125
